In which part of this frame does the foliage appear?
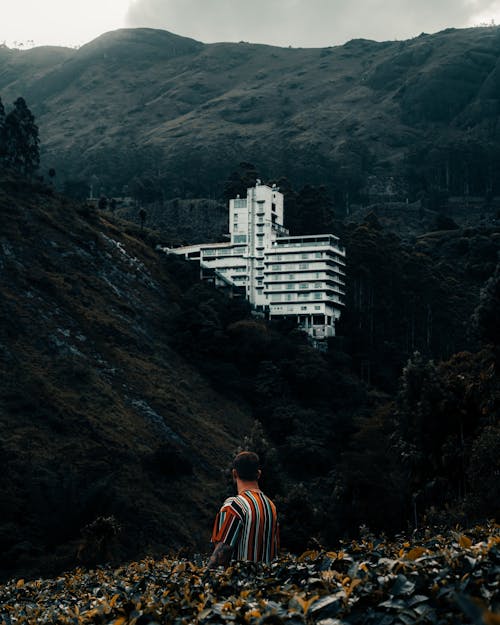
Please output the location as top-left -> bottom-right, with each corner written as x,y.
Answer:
0,524 -> 498,624
1,97 -> 39,175
471,262 -> 500,349
223,162 -> 260,201
78,516 -> 122,565
0,96 -> 5,161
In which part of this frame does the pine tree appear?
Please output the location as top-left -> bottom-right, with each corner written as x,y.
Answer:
4,97 -> 40,175
471,262 -> 500,348
0,96 -> 6,163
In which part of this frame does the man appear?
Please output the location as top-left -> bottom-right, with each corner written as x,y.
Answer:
207,451 -> 279,569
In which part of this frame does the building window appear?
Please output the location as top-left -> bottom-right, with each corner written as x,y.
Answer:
286,284 -> 294,290
234,235 -> 247,243
299,283 -> 309,289
271,293 -> 281,302
273,275 -> 279,280
272,264 -> 281,270
301,253 -> 309,259
299,263 -> 309,270
288,273 -> 295,279
233,213 -> 239,220
315,252 -> 322,258
301,306 -> 308,310
286,293 -> 293,301
234,199 -> 246,208
314,306 -> 321,310
314,282 -> 322,288
315,272 -> 321,279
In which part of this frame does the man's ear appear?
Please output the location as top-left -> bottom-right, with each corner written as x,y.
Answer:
257,469 -> 262,480
232,468 -> 238,481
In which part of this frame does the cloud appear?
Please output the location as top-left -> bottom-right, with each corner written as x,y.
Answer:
2,0 -> 130,48
125,0 -> 500,46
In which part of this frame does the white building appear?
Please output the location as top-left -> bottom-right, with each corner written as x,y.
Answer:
166,182 -> 346,340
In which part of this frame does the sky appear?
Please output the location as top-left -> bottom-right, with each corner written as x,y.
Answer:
2,0 -> 500,49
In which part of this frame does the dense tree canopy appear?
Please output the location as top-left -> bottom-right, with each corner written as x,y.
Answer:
0,96 -> 39,176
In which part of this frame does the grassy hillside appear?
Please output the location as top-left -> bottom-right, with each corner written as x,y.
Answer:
2,26 -> 500,203
0,173 -> 253,580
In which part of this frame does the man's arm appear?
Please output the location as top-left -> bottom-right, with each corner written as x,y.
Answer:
207,541 -> 233,569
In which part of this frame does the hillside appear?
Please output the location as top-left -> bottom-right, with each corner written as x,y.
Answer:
2,26 -> 500,203
0,173 -> 254,581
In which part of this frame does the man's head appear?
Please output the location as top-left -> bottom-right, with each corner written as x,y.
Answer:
232,451 -> 261,482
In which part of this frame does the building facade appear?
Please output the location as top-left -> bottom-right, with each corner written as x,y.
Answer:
166,182 -> 346,340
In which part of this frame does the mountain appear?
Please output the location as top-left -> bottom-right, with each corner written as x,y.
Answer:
2,26 -> 500,202
0,172 -> 253,580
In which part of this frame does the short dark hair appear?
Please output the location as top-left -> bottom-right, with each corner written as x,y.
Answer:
233,451 -> 260,481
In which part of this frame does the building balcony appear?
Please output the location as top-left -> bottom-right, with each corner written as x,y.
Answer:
270,235 -> 345,255
263,263 -> 346,275
271,223 -> 289,236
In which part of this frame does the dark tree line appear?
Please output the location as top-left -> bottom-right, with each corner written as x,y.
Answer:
161,238 -> 499,549
0,96 -> 39,176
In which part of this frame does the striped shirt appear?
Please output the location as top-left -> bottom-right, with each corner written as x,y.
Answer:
211,490 -> 279,563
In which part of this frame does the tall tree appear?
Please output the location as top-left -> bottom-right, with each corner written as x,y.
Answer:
4,97 -> 40,175
471,262 -> 500,349
290,185 -> 335,235
0,96 -> 6,163
223,162 -> 259,201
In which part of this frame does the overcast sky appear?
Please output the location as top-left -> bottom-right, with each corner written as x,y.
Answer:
2,0 -> 500,49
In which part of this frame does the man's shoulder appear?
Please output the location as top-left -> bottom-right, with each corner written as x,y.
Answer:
220,496 -> 246,517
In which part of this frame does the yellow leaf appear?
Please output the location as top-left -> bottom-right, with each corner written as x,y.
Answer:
16,579 -> 24,588
346,578 -> 362,598
483,609 -> 500,625
459,534 -> 472,548
406,547 -> 428,560
298,550 -> 319,561
173,562 -> 186,573
295,594 -> 320,614
109,594 -> 120,608
245,609 -> 261,621
112,618 -> 127,625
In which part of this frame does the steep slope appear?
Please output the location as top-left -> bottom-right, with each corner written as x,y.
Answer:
0,173 -> 252,580
2,26 -> 500,199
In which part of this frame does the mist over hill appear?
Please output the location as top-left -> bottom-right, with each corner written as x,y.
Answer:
2,25 -> 500,206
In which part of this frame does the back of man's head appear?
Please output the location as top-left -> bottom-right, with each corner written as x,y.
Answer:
233,451 -> 260,481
